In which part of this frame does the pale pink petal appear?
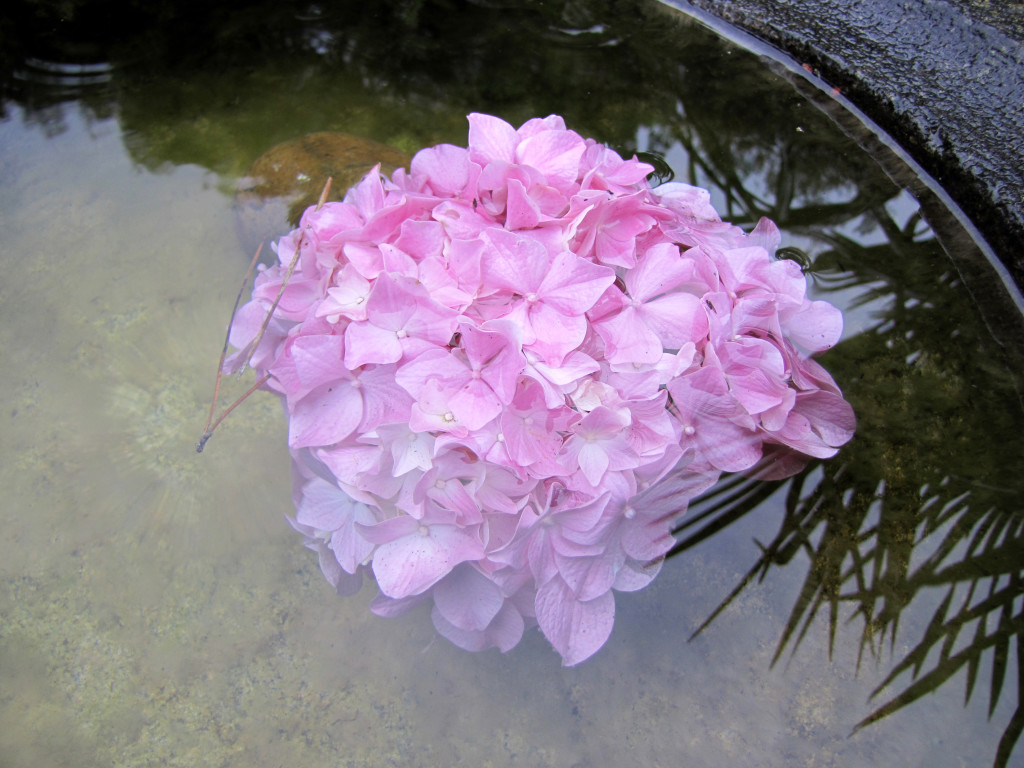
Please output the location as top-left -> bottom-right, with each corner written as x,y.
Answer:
377,423 -> 434,476
294,476 -> 350,531
448,379 -> 503,431
370,522 -> 485,599
516,114 -> 566,138
575,442 -> 612,486
653,181 -> 721,220
595,305 -> 663,365
432,600 -> 525,653
318,266 -> 371,322
395,348 -> 469,399
556,550 -> 619,602
432,563 -> 504,632
290,333 -> 347,397
356,365 -> 414,432
785,300 -> 844,352
748,216 -> 782,254
612,557 -> 663,592
379,243 -> 417,276
289,382 -> 363,448
344,320 -> 403,368
535,576 -> 615,666
316,443 -> 384,488
329,504 -> 378,574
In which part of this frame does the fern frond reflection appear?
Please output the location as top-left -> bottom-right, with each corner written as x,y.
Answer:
670,201 -> 1024,767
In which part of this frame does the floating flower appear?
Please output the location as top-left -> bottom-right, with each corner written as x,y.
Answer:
219,113 -> 856,665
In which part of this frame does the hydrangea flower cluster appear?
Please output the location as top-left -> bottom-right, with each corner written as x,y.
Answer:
226,113 -> 855,665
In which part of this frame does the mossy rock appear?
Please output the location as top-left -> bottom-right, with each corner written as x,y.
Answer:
235,132 -> 411,258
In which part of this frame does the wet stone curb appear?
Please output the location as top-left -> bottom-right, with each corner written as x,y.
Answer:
659,0 -> 1024,289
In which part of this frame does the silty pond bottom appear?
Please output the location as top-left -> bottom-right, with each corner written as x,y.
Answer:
1,1 -> 1023,766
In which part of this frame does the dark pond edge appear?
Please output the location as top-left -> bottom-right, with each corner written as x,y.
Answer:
654,0 -> 1024,360
655,0 -> 1024,292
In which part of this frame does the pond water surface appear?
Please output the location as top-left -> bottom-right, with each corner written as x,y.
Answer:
2,2 -> 1023,767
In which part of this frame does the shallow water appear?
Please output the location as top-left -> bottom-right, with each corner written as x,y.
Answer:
2,2 -> 1023,767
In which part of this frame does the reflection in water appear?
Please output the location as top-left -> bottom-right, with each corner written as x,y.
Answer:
670,181 -> 1024,767
1,0 -> 1022,765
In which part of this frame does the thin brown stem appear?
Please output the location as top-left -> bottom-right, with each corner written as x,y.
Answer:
197,178 -> 333,454
317,176 -> 333,209
196,372 -> 271,453
199,242 -> 263,447
241,177 -> 333,374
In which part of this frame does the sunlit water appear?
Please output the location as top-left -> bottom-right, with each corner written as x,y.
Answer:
1,2 -> 1022,766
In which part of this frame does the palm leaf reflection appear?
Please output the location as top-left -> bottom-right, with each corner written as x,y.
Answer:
669,203 -> 1024,767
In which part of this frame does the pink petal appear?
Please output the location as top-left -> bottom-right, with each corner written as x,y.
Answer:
290,333 -> 347,397
785,300 -> 844,352
316,443 -> 384,488
394,219 -> 445,261
641,292 -> 709,348
515,129 -> 585,193
525,303 -> 588,362
556,550 -> 619,602
468,112 -> 518,165
294,477 -> 350,531
535,576 -> 615,666
576,442 -> 612,486
432,600 -> 525,653
395,348 -> 469,399
653,181 -> 721,220
288,382 -> 363,448
538,251 -> 615,316
411,143 -> 471,197
505,178 -> 542,230
595,305 -> 663,365
749,216 -> 782,254
479,228 -> 549,294
448,379 -> 503,431
356,365 -> 414,433
329,504 -> 378,574
344,320 -> 403,368
318,266 -> 371,322
432,564 -> 504,632
612,557 -> 663,592
626,242 -> 690,301
371,523 -> 484,598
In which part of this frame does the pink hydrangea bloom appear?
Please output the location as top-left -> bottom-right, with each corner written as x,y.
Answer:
227,113 -> 856,666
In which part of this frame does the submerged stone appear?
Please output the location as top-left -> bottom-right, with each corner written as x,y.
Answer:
235,132 -> 411,257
